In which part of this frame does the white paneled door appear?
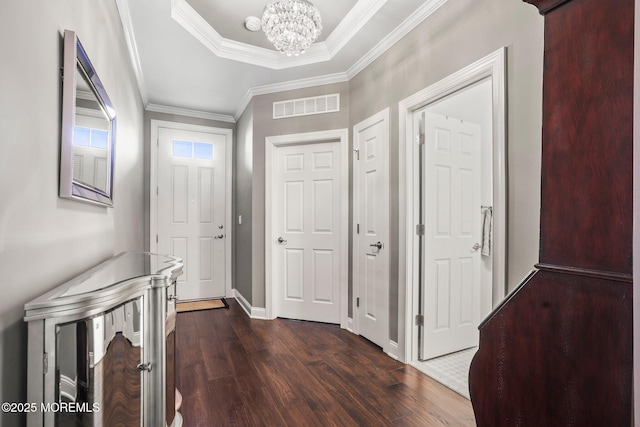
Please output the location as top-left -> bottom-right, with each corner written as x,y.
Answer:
157,127 -> 227,301
272,141 -> 342,323
353,109 -> 390,349
420,111 -> 482,360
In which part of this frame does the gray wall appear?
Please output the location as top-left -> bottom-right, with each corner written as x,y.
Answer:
0,1 -> 145,426
237,0 -> 543,345
234,103 -> 254,302
242,83 -> 351,307
349,0 -> 543,341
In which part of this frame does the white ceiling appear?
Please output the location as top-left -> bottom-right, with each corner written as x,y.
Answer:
116,0 -> 447,121
185,0 -> 358,49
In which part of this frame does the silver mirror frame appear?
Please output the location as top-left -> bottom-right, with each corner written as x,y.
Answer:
60,29 -> 116,207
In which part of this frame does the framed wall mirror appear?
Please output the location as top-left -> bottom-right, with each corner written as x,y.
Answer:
60,29 -> 116,207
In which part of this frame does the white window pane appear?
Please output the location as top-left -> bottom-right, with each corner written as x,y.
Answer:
73,127 -> 90,147
194,142 -> 213,160
172,140 -> 193,158
91,129 -> 108,149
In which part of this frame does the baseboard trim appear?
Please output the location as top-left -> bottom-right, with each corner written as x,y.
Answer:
346,317 -> 355,334
386,340 -> 400,361
252,307 -> 267,319
233,290 -> 252,317
233,290 -> 268,320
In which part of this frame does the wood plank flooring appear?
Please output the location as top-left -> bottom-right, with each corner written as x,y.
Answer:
176,298 -> 476,426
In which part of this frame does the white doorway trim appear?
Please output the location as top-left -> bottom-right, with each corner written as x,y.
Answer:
265,129 -> 349,328
633,0 -> 640,419
398,47 -> 507,363
149,119 -> 234,298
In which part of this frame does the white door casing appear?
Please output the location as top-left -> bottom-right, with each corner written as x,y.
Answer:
265,129 -> 349,328
353,108 -> 390,350
399,47 -> 507,364
150,120 -> 233,301
420,111 -> 482,360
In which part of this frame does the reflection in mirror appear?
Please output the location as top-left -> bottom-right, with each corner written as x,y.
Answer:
73,69 -> 110,192
60,29 -> 116,207
55,298 -> 143,425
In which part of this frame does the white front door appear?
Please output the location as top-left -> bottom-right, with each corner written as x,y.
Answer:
353,109 -> 390,349
157,127 -> 227,301
272,141 -> 342,323
420,111 -> 482,360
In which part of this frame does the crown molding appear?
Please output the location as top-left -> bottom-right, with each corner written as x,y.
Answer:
115,0 -> 148,105
171,0 -> 387,70
234,73 -> 349,120
147,103 -> 236,123
323,0 -> 388,53
347,0 -> 448,79
234,0 -> 448,118
146,72 -> 347,123
117,0 -> 449,122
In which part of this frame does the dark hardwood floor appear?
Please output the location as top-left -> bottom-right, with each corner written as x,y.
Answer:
176,298 -> 476,426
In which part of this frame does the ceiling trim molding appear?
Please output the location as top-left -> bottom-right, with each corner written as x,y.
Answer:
346,0 -> 448,79
147,103 -> 236,123
233,0 -> 448,119
323,0 -> 388,53
170,0 -> 387,70
115,0 -> 148,105
234,72 -> 349,120
119,0 -> 448,121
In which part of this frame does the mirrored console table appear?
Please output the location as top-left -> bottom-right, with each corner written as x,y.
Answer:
24,252 -> 183,427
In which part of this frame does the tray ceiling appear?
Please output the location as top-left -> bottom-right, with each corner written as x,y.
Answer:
116,0 -> 448,119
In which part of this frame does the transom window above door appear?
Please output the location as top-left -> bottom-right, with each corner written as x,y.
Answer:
73,126 -> 108,149
172,140 -> 214,160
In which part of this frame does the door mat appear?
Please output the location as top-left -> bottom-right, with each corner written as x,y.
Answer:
176,298 -> 228,313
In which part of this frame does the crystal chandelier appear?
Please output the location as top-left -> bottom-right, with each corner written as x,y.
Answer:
261,0 -> 322,57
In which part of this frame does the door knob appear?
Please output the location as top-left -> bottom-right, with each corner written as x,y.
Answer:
214,234 -> 224,239
471,243 -> 481,252
136,362 -> 152,372
277,237 -> 287,244
369,241 -> 383,250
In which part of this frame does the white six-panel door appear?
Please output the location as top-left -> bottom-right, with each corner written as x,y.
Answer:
420,111 -> 482,360
157,127 -> 227,301
272,141 -> 342,323
353,109 -> 390,349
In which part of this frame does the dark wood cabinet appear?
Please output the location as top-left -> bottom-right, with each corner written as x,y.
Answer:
469,0 -> 634,425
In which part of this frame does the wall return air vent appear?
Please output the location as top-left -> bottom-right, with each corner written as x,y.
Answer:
273,94 -> 340,119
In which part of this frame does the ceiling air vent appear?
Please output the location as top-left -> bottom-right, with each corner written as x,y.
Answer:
273,94 -> 340,119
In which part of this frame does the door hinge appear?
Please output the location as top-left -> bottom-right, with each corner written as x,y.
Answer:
354,148 -> 360,160
356,297 -> 360,308
415,314 -> 424,326
156,186 -> 159,196
416,133 -> 425,145
156,235 -> 158,244
43,352 -> 48,374
356,224 -> 360,234
416,224 -> 425,235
